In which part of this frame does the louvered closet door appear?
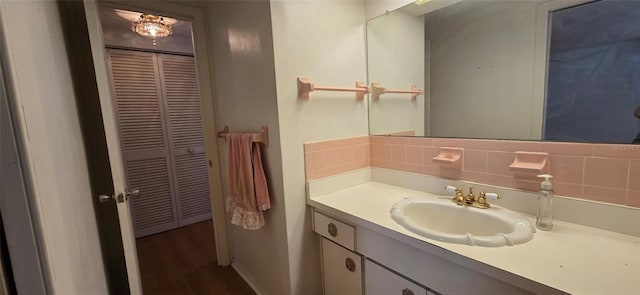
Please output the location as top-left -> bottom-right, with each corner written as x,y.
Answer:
157,54 -> 212,225
107,49 -> 179,238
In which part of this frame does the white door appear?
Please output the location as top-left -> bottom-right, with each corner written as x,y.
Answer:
83,0 -> 143,293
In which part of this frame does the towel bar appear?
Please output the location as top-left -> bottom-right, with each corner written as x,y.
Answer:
217,125 -> 269,147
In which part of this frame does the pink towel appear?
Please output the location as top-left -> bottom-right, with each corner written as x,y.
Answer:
226,133 -> 270,230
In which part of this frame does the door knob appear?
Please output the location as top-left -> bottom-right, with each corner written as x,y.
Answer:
126,189 -> 140,199
117,188 -> 140,203
100,189 -> 140,203
98,194 -> 114,203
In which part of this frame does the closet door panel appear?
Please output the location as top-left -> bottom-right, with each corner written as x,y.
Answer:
126,157 -> 177,237
107,49 -> 179,237
158,54 -> 212,226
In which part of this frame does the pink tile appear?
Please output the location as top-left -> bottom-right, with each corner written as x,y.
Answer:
374,136 -> 408,145
422,164 -> 440,176
338,136 -> 369,146
553,182 -> 582,198
627,190 -> 640,208
370,136 -> 384,144
314,167 -> 331,179
342,145 -> 358,163
364,144 -> 371,161
377,144 -> 392,162
549,155 -> 584,184
629,160 -> 640,191
438,168 -> 462,180
391,145 -> 407,163
326,165 -> 346,176
407,145 -> 425,165
407,137 -> 434,146
311,150 -> 328,170
463,139 -> 498,151
584,157 -> 629,189
513,179 -> 540,192
326,148 -> 342,167
378,161 -> 393,170
487,151 -> 515,176
303,143 -> 314,153
461,171 -> 488,184
390,161 -> 407,171
370,143 -> 379,161
304,152 -> 313,178
497,140 -> 542,152
594,144 -> 640,159
355,144 -> 369,162
406,164 -> 428,175
463,150 -> 487,173
434,138 -> 464,147
541,142 -> 593,156
582,186 -> 627,205
486,174 -> 515,188
423,146 -> 440,166
305,140 -> 334,151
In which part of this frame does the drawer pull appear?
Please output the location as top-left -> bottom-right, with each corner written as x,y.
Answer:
345,257 -> 356,272
328,223 -> 338,237
402,288 -> 415,295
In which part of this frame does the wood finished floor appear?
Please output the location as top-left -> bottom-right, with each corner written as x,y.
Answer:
136,220 -> 255,295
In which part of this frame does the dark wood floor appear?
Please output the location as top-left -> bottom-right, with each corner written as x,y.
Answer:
136,220 -> 255,295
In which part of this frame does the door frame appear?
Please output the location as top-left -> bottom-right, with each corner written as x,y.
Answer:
87,0 -> 230,265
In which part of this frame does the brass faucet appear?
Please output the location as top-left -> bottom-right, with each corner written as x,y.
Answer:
451,187 -> 465,206
448,186 -> 500,209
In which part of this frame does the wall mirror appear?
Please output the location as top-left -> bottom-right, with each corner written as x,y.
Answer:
367,0 -> 640,144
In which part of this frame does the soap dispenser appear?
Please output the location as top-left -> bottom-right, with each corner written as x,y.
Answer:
536,174 -> 554,231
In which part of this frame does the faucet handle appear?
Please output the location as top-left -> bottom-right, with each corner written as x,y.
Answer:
446,185 -> 465,206
484,192 -> 500,200
445,185 -> 461,193
472,192 -> 501,209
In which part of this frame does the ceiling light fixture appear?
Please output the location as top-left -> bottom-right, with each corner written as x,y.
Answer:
131,14 -> 172,46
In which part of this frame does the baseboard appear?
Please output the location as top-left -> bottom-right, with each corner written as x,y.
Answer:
231,262 -> 265,295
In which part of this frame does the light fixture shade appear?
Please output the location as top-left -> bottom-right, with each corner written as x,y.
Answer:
131,14 -> 172,45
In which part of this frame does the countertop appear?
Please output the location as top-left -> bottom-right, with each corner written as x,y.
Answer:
308,181 -> 640,295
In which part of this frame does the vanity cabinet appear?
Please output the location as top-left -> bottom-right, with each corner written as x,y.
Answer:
364,259 -> 427,295
314,211 -> 356,250
313,208 -> 534,295
321,238 -> 363,295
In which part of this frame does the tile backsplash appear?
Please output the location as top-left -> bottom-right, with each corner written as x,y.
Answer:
303,136 -> 370,180
304,136 -> 640,208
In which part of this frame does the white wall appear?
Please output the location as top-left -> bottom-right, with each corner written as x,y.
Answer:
206,1 -> 291,294
365,0 -> 414,20
367,9 -> 425,135
427,1 -> 542,140
270,0 -> 369,293
0,0 -> 108,294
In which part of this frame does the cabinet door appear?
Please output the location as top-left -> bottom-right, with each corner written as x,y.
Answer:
322,238 -> 363,295
365,259 -> 427,295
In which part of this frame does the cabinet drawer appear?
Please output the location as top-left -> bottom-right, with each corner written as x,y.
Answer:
314,211 -> 355,250
322,238 -> 363,295
365,259 -> 427,295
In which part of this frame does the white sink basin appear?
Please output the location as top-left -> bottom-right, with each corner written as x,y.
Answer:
390,197 -> 534,247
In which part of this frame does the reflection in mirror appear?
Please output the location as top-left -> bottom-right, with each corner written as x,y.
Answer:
367,0 -> 640,144
545,0 -> 640,143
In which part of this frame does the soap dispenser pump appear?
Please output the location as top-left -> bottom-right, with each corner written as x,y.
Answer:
536,174 -> 554,231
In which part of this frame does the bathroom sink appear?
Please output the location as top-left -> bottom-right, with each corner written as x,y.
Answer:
390,197 -> 534,247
